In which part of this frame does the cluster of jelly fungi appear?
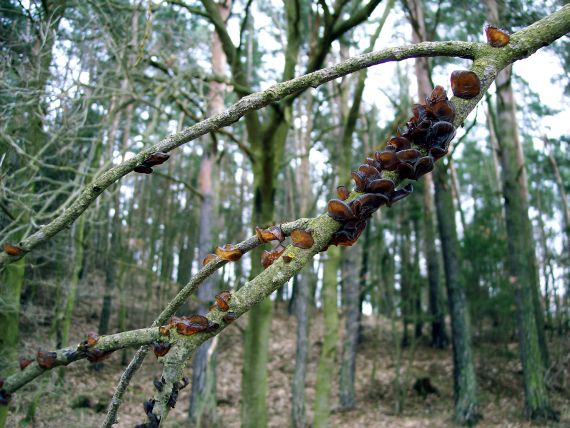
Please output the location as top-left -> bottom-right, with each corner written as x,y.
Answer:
256,224 -> 287,269
212,290 -> 231,311
134,151 -> 170,174
259,226 -> 314,269
261,244 -> 286,269
138,377 -> 189,426
255,225 -> 285,243
19,357 -> 33,370
327,83 -> 476,247
167,376 -> 189,409
36,350 -> 58,369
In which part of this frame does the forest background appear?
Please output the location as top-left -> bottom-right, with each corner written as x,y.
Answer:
0,0 -> 569,427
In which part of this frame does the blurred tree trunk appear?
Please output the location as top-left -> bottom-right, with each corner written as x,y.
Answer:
399,209 -> 413,348
98,8 -> 139,334
59,127 -> 105,376
407,0 -> 478,423
485,0 -> 555,419
494,64 -> 554,419
434,164 -> 479,424
291,92 -> 314,428
0,2 -> 67,426
188,3 -> 229,423
543,136 -> 570,310
195,1 -> 383,424
423,174 -> 448,348
337,68 -> 362,412
240,1 -> 301,424
98,76 -> 131,336
535,191 -> 553,330
116,82 -> 137,366
449,161 -> 466,232
338,5 -> 392,408
406,0 -> 448,349
486,105 -> 504,196
411,202 -> 423,339
313,246 -> 340,428
291,269 -> 312,428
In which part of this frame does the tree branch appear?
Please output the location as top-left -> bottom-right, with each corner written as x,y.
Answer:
331,0 -> 384,40
1,5 -> 568,425
146,6 -> 570,421
0,41 -> 479,270
3,2 -> 569,270
100,217 -> 312,427
2,328 -> 160,394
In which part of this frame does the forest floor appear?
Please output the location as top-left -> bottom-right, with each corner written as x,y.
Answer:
5,276 -> 569,428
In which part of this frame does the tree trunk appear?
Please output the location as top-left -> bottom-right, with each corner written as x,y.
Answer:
240,2 -> 302,418
188,152 -> 218,426
406,0 -> 478,422
494,68 -> 554,418
337,6 -> 392,407
433,164 -> 479,424
0,3 -> 67,426
291,92 -> 314,428
423,175 -> 448,348
189,3 -> 229,422
313,246 -> 340,428
291,270 -> 312,428
339,246 -> 360,410
411,203 -> 423,339
485,0 -> 555,419
407,0 -> 448,349
543,136 -> 570,308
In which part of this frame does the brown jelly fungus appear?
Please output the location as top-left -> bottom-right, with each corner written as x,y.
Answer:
19,357 -> 33,370
215,244 -> 243,261
291,229 -> 314,249
3,243 -> 23,256
202,254 -> 216,266
152,341 -> 171,358
450,70 -> 481,99
485,25 -> 510,47
36,350 -> 57,369
255,225 -> 285,243
214,290 -> 232,311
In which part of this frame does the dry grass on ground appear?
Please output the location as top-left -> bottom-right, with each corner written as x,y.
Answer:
5,276 -> 569,428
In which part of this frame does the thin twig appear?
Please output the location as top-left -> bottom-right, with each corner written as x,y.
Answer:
100,218 -> 312,427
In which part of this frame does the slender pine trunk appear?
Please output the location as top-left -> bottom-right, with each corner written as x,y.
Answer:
313,246 -> 340,428
434,164 -> 479,425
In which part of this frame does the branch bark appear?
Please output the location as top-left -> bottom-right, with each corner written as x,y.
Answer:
2,328 -> 160,394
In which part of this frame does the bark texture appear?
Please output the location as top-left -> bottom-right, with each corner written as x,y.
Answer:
434,164 -> 479,425
486,0 -> 556,419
